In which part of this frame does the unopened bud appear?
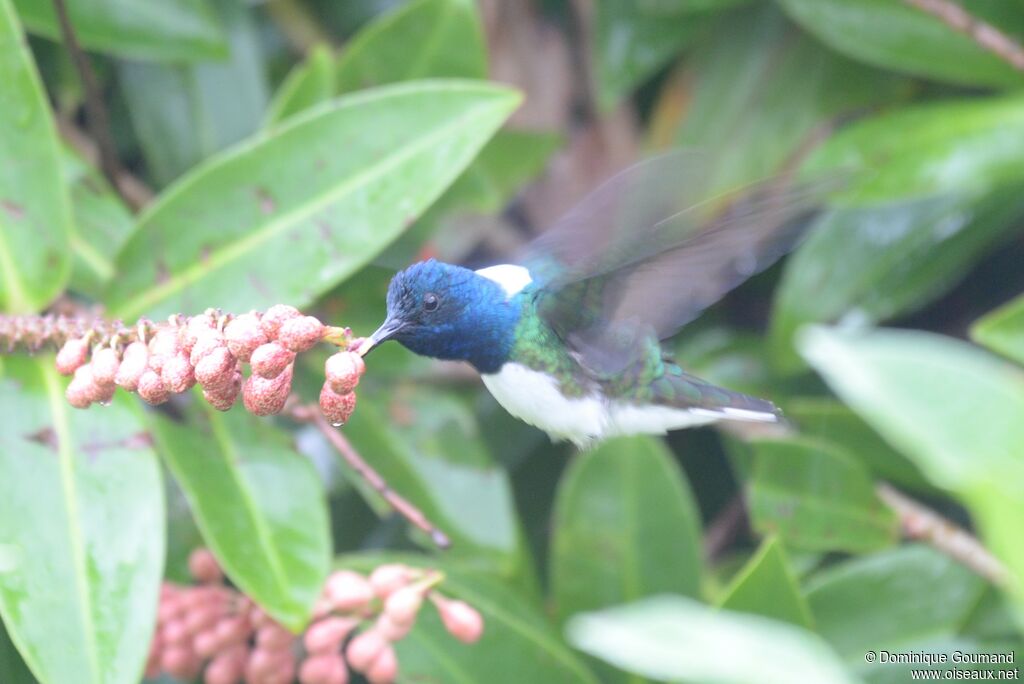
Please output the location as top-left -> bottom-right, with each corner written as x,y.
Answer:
56,337 -> 90,375
138,369 -> 171,405
162,352 -> 196,394
383,586 -> 423,628
204,644 -> 248,684
435,597 -> 484,644
344,630 -> 387,673
115,341 -> 148,391
183,315 -> 216,354
189,332 -> 226,367
373,613 -> 411,642
225,313 -> 267,362
250,343 -> 295,379
325,571 -> 374,613
91,347 -> 120,386
161,645 -> 201,680
255,623 -> 294,651
299,653 -> 349,684
203,371 -> 242,411
148,329 -> 180,373
279,315 -> 325,353
260,304 -> 301,339
188,548 -> 222,584
304,616 -> 358,655
365,643 -> 398,684
66,364 -> 97,408
368,564 -> 413,599
319,384 -> 356,426
195,347 -> 237,391
325,352 -> 365,394
242,364 -> 293,416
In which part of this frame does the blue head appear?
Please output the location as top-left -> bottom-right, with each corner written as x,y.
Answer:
365,260 -> 521,373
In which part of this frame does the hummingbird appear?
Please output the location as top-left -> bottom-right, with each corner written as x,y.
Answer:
363,153 -> 828,447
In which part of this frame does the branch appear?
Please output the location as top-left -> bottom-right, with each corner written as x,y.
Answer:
904,0 -> 1024,71
703,493 -> 747,562
291,403 -> 452,550
51,0 -> 133,205
877,483 -> 1011,587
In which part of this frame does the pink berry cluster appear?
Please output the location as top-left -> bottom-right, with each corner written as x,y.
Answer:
54,306 -> 364,424
148,549 -> 484,684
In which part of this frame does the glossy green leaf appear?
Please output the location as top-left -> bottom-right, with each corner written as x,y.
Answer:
676,4 -> 906,192
771,188 -> 1024,372
0,357 -> 164,684
784,398 -> 931,493
748,436 -> 898,553
340,389 -> 527,576
118,0 -> 269,187
592,0 -> 709,110
778,0 -> 1024,88
0,0 -> 71,313
335,0 -> 486,94
106,80 -> 519,320
265,44 -> 336,126
150,402 -> 330,630
971,294 -> 1024,366
799,326 -> 1024,608
12,0 -> 225,62
342,552 -> 600,684
551,436 -> 702,623
805,545 -> 987,668
802,96 -> 1024,204
63,148 -> 135,298
719,537 -> 813,628
567,596 -> 860,684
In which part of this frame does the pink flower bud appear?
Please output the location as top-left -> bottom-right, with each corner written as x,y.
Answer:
242,364 -> 293,416
161,618 -> 190,646
344,629 -> 387,673
304,616 -> 358,655
184,604 -> 223,635
203,371 -> 242,411
195,347 -> 237,391
250,342 -> 295,379
325,352 -> 365,394
115,341 -> 148,391
205,644 -> 248,684
368,564 -> 413,599
189,332 -> 226,367
66,365 -> 96,408
383,586 -> 423,628
260,304 -> 301,339
225,313 -> 268,362
161,645 -> 201,680
148,329 -> 180,373
188,548 -> 222,584
319,384 -> 357,426
193,628 -> 221,658
162,352 -> 196,393
435,597 -> 484,644
56,337 -> 90,375
213,614 -> 251,648
246,646 -> 290,680
299,653 -> 349,684
138,369 -> 170,405
279,315 -> 325,352
255,623 -> 294,651
325,571 -> 374,613
365,643 -> 398,684
373,613 -> 411,642
91,347 -> 120,386
183,315 -> 216,354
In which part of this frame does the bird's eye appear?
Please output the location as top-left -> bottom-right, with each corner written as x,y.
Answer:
423,292 -> 440,312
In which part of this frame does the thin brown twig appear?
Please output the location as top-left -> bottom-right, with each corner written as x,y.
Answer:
57,117 -> 154,212
290,403 -> 452,550
877,483 -> 1011,587
51,0 -> 135,206
703,493 -> 748,562
904,0 -> 1024,71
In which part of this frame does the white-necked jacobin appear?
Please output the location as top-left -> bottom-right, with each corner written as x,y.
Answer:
362,152 -> 828,447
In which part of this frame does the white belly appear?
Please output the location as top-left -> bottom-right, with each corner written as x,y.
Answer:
480,363 -> 726,448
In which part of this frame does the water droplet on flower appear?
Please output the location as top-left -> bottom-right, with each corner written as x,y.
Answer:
331,420 -> 345,428
98,400 -> 111,407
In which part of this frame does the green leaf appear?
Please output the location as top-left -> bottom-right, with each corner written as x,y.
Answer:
799,326 -> 1024,609
0,619 -> 35,684
592,0 -> 710,110
778,0 -> 1024,89
0,0 -> 71,313
770,188 -> 1024,372
335,0 -> 486,94
551,436 -> 703,683
719,537 -> 814,628
265,44 -> 336,126
342,552 -> 600,684
802,96 -> 1024,204
0,357 -> 164,684
805,545 -> 987,666
340,389 -> 527,576
150,401 -> 330,631
106,80 -> 520,320
63,148 -> 135,298
971,294 -> 1024,366
117,0 -> 269,187
567,596 -> 860,684
676,4 -> 906,192
12,0 -> 226,62
748,436 -> 899,553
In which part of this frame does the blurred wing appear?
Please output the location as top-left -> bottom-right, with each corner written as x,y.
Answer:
522,151 -> 838,376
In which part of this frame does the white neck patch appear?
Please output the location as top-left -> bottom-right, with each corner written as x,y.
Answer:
475,264 -> 533,297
